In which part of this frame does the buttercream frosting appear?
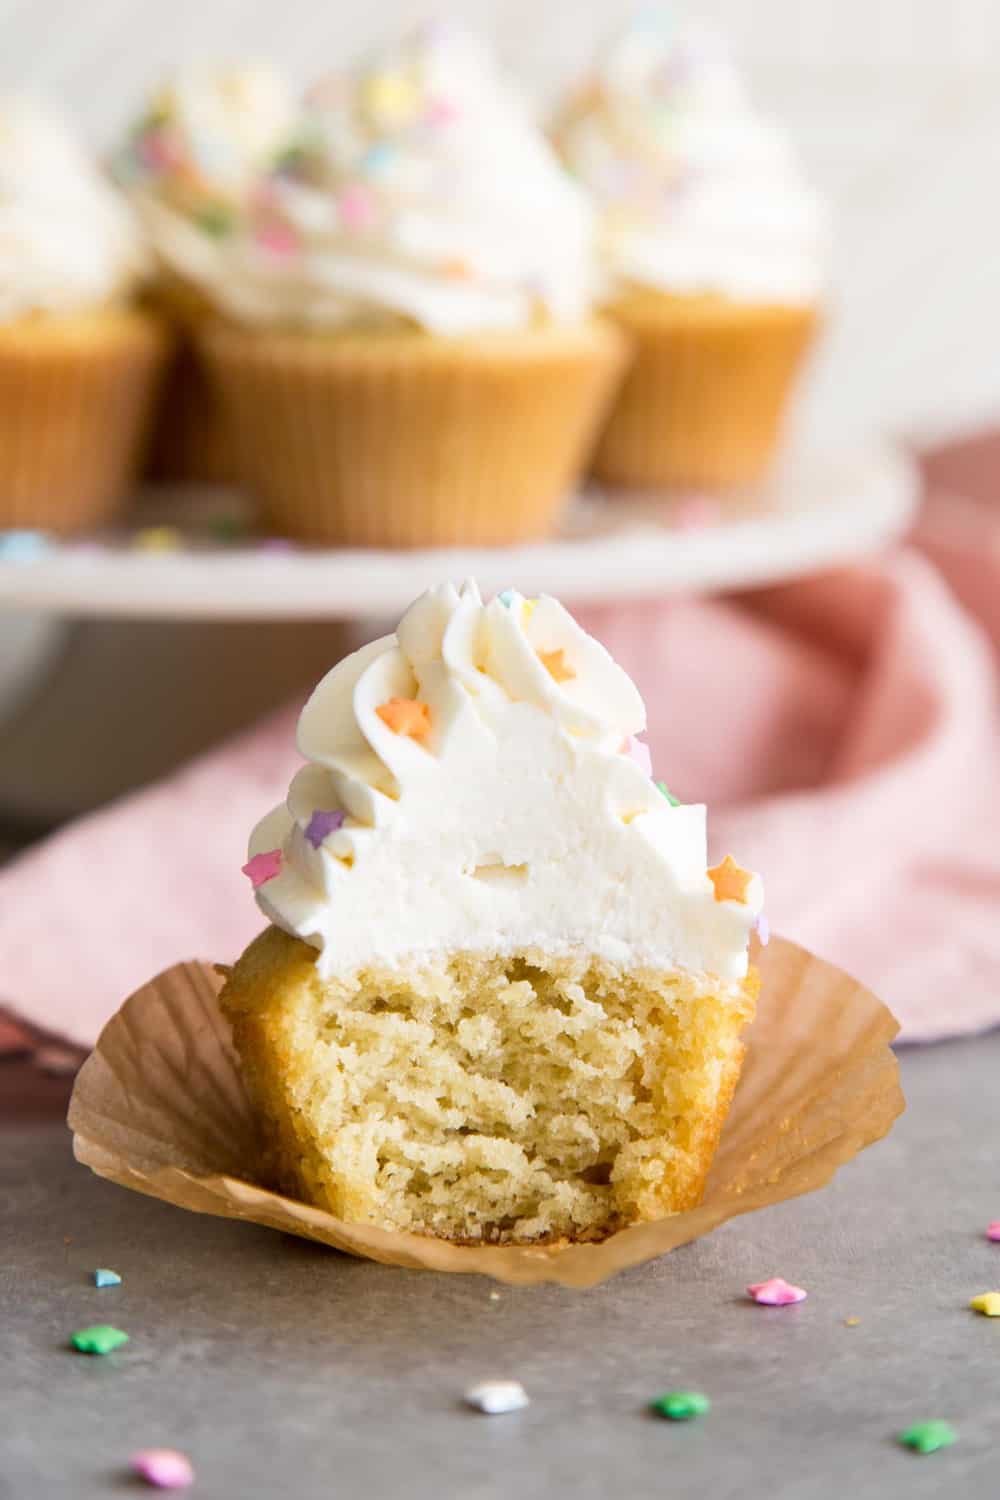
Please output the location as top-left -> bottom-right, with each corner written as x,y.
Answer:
0,96 -> 145,322
553,14 -> 825,304
247,581 -> 762,982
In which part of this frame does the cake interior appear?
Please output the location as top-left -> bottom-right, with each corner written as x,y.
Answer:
221,926 -> 757,1244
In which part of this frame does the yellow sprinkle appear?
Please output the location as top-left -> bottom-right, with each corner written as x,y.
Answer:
970,1292 -> 1000,1316
538,648 -> 575,684
844,1317 -> 861,1327
364,73 -> 417,124
522,599 -> 537,624
133,526 -> 181,553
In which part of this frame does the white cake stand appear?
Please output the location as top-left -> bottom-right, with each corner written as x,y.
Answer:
0,439 -> 917,622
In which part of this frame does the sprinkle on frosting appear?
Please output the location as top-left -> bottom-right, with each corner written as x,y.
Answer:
755,912 -> 770,946
747,1278 -> 807,1306
898,1421 -> 957,1455
94,1268 -> 122,1288
538,648 -> 575,684
242,849 -> 283,888
655,780 -> 680,807
376,698 -> 431,741
970,1292 -> 1000,1316
130,1450 -> 194,1490
987,1221 -> 1000,1242
304,809 -> 346,849
624,735 -> 653,776
708,855 -> 753,905
651,1390 -> 710,1421
71,1325 -> 129,1355
464,1379 -> 529,1415
497,589 -> 516,608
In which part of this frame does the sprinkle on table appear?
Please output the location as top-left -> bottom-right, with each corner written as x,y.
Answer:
242,849 -> 282,889
655,780 -> 680,806
130,1449 -> 195,1490
94,1268 -> 122,1288
898,1420 -> 957,1455
132,526 -> 181,553
464,1379 -> 530,1415
844,1316 -> 861,1327
0,529 -> 49,561
987,1221 -> 1000,1241
71,1324 -> 129,1355
708,855 -> 754,905
970,1291 -> 1000,1316
651,1390 -> 710,1421
376,698 -> 431,741
747,1278 -> 807,1306
304,809 -> 346,849
537,648 -> 575,683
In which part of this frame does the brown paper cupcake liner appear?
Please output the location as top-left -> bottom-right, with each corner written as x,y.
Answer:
197,320 -> 627,547
0,309 -> 170,534
594,294 -> 819,492
68,936 -> 904,1287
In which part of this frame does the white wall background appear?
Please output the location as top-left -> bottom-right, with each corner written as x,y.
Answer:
3,0 -> 1000,448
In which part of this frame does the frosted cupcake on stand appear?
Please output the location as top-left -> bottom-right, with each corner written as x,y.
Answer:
194,26 -> 625,546
0,97 -> 166,533
553,13 -> 825,491
116,64 -> 298,482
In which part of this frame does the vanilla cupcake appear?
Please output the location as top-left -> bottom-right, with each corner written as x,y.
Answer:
554,15 -> 825,490
0,97 -> 167,533
193,27 -> 625,546
221,580 -> 763,1244
116,64 -> 298,483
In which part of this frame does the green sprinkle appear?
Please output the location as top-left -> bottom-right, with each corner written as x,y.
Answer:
651,1390 -> 710,1421
655,780 -> 680,807
898,1421 -> 957,1455
71,1325 -> 129,1356
205,514 -> 245,543
196,204 -> 233,238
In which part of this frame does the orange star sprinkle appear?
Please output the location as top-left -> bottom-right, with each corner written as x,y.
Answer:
376,697 -> 431,742
707,854 -> 754,904
538,648 -> 575,684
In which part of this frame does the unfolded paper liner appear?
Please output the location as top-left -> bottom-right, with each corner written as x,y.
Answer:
68,936 -> 903,1289
593,293 -> 819,492
196,318 -> 627,548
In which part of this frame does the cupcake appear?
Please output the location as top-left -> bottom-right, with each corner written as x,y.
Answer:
116,64 -> 298,483
192,27 -> 625,546
220,580 -> 763,1244
0,98 -> 167,534
553,15 -> 825,491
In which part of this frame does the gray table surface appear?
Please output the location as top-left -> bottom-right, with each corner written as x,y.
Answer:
4,1026 -> 1000,1500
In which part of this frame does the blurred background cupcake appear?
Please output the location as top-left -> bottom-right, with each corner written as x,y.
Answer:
115,63 -> 298,484
194,25 -> 626,547
553,11 -> 826,492
0,96 -> 167,534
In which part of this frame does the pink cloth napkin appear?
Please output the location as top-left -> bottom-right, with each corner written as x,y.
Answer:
2,433 -> 999,1049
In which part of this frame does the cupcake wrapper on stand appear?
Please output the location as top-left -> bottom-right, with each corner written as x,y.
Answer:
594,297 -> 819,492
0,311 -> 170,534
68,937 -> 903,1288
198,320 -> 627,547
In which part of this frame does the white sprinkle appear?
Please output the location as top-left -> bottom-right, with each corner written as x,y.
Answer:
464,1380 -> 529,1415
489,1291 -> 501,1302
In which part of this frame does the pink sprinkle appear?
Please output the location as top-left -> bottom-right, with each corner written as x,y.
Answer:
339,185 -> 376,230
304,809 -> 345,849
425,97 -> 460,125
242,850 -> 282,889
988,1221 -> 1000,1242
138,131 -> 183,172
256,222 -> 299,258
756,912 -> 770,947
673,496 -> 721,530
130,1450 -> 194,1489
624,735 -> 653,777
747,1277 -> 807,1306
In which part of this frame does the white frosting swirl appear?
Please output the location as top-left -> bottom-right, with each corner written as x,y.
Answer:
0,97 -> 146,322
553,17 -> 826,304
249,581 -> 762,982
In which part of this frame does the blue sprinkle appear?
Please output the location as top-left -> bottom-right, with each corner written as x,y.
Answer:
363,142 -> 397,174
497,589 -> 517,608
94,1268 -> 122,1288
0,529 -> 49,562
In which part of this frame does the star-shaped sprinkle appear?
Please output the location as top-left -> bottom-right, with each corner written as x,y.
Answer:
130,1450 -> 194,1490
898,1420 -> 957,1455
242,850 -> 282,889
538,648 -> 575,683
747,1278 -> 807,1306
650,1390 -> 710,1421
464,1380 -> 529,1415
71,1325 -> 129,1355
624,735 -> 652,776
304,809 -> 345,849
94,1268 -> 121,1288
655,780 -> 680,806
987,1221 -> 1000,1241
708,854 -> 754,904
376,698 -> 431,741
497,589 -> 516,608
970,1291 -> 1000,1316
